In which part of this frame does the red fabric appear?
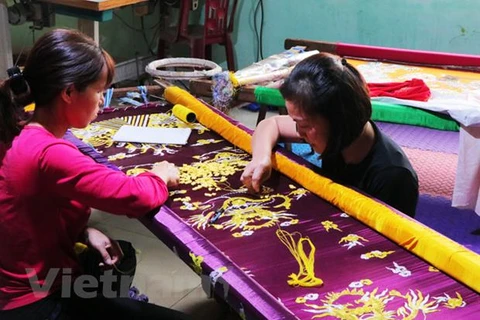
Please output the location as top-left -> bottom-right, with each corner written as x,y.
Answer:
0,126 -> 168,310
336,42 -> 480,67
367,78 -> 431,102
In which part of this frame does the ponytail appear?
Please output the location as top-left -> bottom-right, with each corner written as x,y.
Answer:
0,67 -> 32,143
0,29 -> 115,144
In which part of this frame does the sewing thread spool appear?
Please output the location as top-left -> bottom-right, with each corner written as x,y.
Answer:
172,104 -> 196,123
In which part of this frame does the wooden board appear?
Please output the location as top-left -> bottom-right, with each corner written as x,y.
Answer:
39,0 -> 147,11
190,79 -> 257,102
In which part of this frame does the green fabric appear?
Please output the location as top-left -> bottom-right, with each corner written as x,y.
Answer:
253,86 -> 459,131
254,87 -> 287,107
371,101 -> 459,131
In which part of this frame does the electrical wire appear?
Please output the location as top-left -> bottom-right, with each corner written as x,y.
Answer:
14,28 -> 33,66
141,16 -> 156,56
113,12 -> 143,32
259,0 -> 264,60
148,20 -> 163,52
162,0 -> 179,6
113,11 -> 161,33
113,2 -> 162,57
253,0 -> 265,61
253,0 -> 260,61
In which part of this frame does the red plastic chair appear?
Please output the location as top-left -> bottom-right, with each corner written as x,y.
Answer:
157,0 -> 238,71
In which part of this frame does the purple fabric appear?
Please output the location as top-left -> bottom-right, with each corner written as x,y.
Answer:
416,194 -> 480,254
376,121 -> 459,154
71,105 -> 480,319
62,130 -> 120,171
162,170 -> 480,318
145,207 -> 295,320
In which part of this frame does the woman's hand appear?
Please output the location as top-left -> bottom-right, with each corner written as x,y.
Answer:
240,157 -> 272,193
84,227 -> 123,266
151,161 -> 179,188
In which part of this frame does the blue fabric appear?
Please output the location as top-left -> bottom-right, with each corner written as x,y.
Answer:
279,143 -> 322,167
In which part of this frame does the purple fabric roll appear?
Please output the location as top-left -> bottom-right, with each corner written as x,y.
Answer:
375,121 -> 459,154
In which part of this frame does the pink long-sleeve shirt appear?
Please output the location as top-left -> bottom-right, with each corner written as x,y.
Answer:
0,125 -> 169,310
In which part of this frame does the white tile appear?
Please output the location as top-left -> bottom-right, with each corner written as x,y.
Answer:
227,107 -> 278,129
88,208 -> 109,226
172,285 -> 242,320
100,213 -> 157,239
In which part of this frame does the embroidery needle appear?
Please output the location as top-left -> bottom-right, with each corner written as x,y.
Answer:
208,208 -> 225,224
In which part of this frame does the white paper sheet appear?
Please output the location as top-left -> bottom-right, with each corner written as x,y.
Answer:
112,125 -> 191,145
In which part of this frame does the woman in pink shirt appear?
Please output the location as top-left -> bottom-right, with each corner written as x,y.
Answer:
0,29 -> 190,320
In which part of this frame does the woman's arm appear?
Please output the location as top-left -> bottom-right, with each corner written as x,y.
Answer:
39,141 -> 170,217
241,115 -> 301,192
83,227 -> 123,266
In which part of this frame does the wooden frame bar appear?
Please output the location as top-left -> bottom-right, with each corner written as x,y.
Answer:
38,0 -> 147,11
285,38 -> 480,71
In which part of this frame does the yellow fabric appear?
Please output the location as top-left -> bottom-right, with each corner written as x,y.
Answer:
347,58 -> 480,93
229,72 -> 240,87
74,242 -> 88,255
164,86 -> 480,293
24,103 -> 35,112
172,104 -> 196,123
276,229 -> 323,287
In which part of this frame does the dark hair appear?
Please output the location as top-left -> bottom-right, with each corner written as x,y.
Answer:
0,29 -> 115,143
280,53 -> 371,158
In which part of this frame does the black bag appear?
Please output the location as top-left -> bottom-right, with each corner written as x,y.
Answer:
77,240 -> 137,298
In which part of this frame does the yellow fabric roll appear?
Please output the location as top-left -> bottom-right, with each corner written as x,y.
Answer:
163,86 -> 480,293
172,104 -> 197,123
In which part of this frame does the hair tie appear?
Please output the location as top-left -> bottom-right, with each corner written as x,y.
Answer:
7,66 -> 29,96
341,58 -> 348,66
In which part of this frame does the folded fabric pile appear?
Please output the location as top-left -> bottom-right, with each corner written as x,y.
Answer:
368,78 -> 431,102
